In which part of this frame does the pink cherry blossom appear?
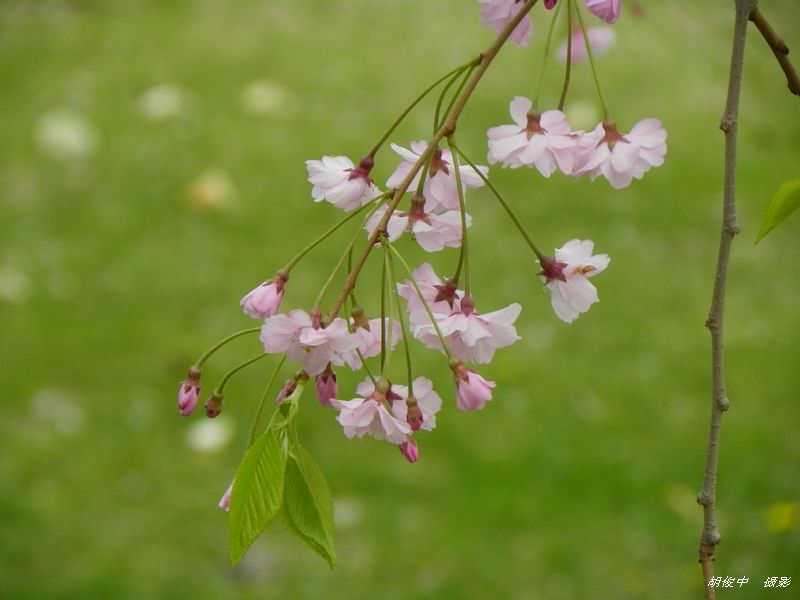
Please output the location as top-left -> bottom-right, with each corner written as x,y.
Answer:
306,154 -> 381,212
557,27 -> 615,63
330,378 -> 412,444
218,480 -> 233,512
572,119 -> 667,189
387,377 -> 443,432
411,295 -> 522,364
399,440 -> 419,463
397,263 -> 462,317
239,273 -> 287,320
177,376 -> 201,416
386,142 -> 488,212
341,314 -> 402,370
365,200 -> 471,253
478,0 -> 533,47
539,239 -> 610,324
451,362 -> 496,412
487,97 -> 579,176
315,364 -> 337,407
260,310 -> 356,376
583,0 -> 622,24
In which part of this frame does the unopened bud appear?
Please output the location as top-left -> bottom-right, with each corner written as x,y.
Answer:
177,368 -> 202,416
315,364 -> 337,408
205,391 -> 224,418
399,440 -> 419,463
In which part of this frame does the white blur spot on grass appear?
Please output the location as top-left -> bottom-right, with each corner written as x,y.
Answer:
185,417 -> 234,453
35,108 -> 98,159
137,84 -> 189,121
30,388 -> 85,437
0,266 -> 31,304
184,169 -> 237,210
239,79 -> 288,116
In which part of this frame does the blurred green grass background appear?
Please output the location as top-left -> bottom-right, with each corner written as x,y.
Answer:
1,1 -> 799,598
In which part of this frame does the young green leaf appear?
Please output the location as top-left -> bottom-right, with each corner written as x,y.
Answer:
280,445 -> 337,569
228,430 -> 286,565
756,179 -> 800,243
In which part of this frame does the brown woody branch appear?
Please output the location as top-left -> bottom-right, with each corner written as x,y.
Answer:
749,6 -> 800,96
697,1 -> 756,598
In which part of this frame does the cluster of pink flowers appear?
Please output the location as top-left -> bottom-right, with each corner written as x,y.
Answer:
478,0 -> 622,49
488,97 -> 667,189
179,0 -> 658,486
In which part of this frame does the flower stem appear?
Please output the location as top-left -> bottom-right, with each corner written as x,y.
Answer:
283,193 -> 386,273
453,144 -> 546,260
194,327 -> 261,368
214,353 -> 268,394
574,1 -> 611,120
385,248 -> 413,385
324,0 -> 540,324
313,202 -> 383,313
380,246 -> 388,373
532,0 -> 564,110
557,0 -> 574,111
247,355 -> 287,447
382,240 -> 454,362
448,135 -> 471,294
369,59 -> 480,158
434,66 -> 472,135
437,65 -> 478,133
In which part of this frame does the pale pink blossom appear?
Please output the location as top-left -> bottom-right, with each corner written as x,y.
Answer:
330,378 -> 412,444
583,0 -> 622,24
539,239 -> 610,324
260,310 -> 356,376
412,295 -> 522,364
386,142 -> 488,212
315,365 -> 337,407
397,263 -> 462,317
572,119 -> 667,189
478,0 -> 533,47
341,314 -> 402,370
218,481 -> 233,512
452,362 -> 496,412
399,440 -> 419,463
557,27 -> 616,63
365,201 -> 471,252
177,375 -> 201,416
387,377 -> 443,432
306,154 -> 381,212
487,97 -> 579,176
239,273 -> 287,320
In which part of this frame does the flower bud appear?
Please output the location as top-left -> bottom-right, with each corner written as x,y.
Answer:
315,364 -> 337,408
239,271 -> 288,320
399,440 -> 419,463
451,361 -> 496,412
205,391 -> 224,418
177,367 -> 201,416
218,480 -> 233,512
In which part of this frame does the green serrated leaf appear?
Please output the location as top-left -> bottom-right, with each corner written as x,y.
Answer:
756,179 -> 800,243
228,430 -> 286,565
280,446 -> 337,569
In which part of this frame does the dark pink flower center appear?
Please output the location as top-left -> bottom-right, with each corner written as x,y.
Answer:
429,148 -> 450,177
526,113 -> 544,139
538,256 -> 568,282
599,121 -> 629,149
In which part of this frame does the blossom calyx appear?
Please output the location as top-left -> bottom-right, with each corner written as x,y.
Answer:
406,398 -> 424,431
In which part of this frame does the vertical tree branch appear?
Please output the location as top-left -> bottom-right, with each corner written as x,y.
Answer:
697,1 -> 756,597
